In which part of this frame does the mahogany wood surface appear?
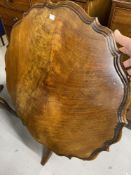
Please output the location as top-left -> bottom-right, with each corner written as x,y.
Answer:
31,0 -> 112,25
5,2 -> 130,160
0,5 -> 23,26
0,0 -> 112,38
108,0 -> 131,38
0,0 -> 30,12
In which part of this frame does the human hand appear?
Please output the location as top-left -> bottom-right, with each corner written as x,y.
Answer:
114,29 -> 131,76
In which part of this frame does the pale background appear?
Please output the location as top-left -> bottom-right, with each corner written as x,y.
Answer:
0,41 -> 131,175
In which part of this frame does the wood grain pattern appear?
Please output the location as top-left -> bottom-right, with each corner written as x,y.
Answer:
87,0 -> 111,26
108,1 -> 131,37
0,0 -> 30,12
0,5 -> 23,26
5,1 -> 129,160
0,0 -> 112,38
31,0 -> 88,11
31,0 -> 112,25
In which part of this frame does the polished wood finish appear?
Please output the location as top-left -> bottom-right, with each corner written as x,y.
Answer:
0,0 -> 30,38
108,0 -> 131,37
28,0 -> 112,26
31,0 -> 89,11
108,0 -> 131,122
31,0 -> 112,25
0,6 -> 23,26
5,2 -> 129,160
0,6 -> 23,39
0,0 -> 30,11
0,0 -> 112,38
31,0 -> 87,3
87,0 -> 111,26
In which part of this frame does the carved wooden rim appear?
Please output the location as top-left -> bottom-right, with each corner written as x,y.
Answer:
10,1 -> 130,160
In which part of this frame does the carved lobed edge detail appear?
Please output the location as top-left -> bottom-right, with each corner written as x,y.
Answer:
90,19 -> 130,125
9,1 -> 130,160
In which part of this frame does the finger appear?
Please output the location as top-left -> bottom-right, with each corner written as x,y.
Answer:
119,47 -> 129,55
127,69 -> 131,76
123,58 -> 131,68
114,30 -> 131,53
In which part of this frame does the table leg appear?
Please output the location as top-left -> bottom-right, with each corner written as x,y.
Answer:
41,146 -> 52,166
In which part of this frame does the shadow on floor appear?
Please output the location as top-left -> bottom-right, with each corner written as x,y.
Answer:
126,120 -> 131,130
0,83 -> 43,160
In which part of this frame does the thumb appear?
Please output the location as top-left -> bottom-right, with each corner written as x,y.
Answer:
114,30 -> 130,47
114,29 -> 131,56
